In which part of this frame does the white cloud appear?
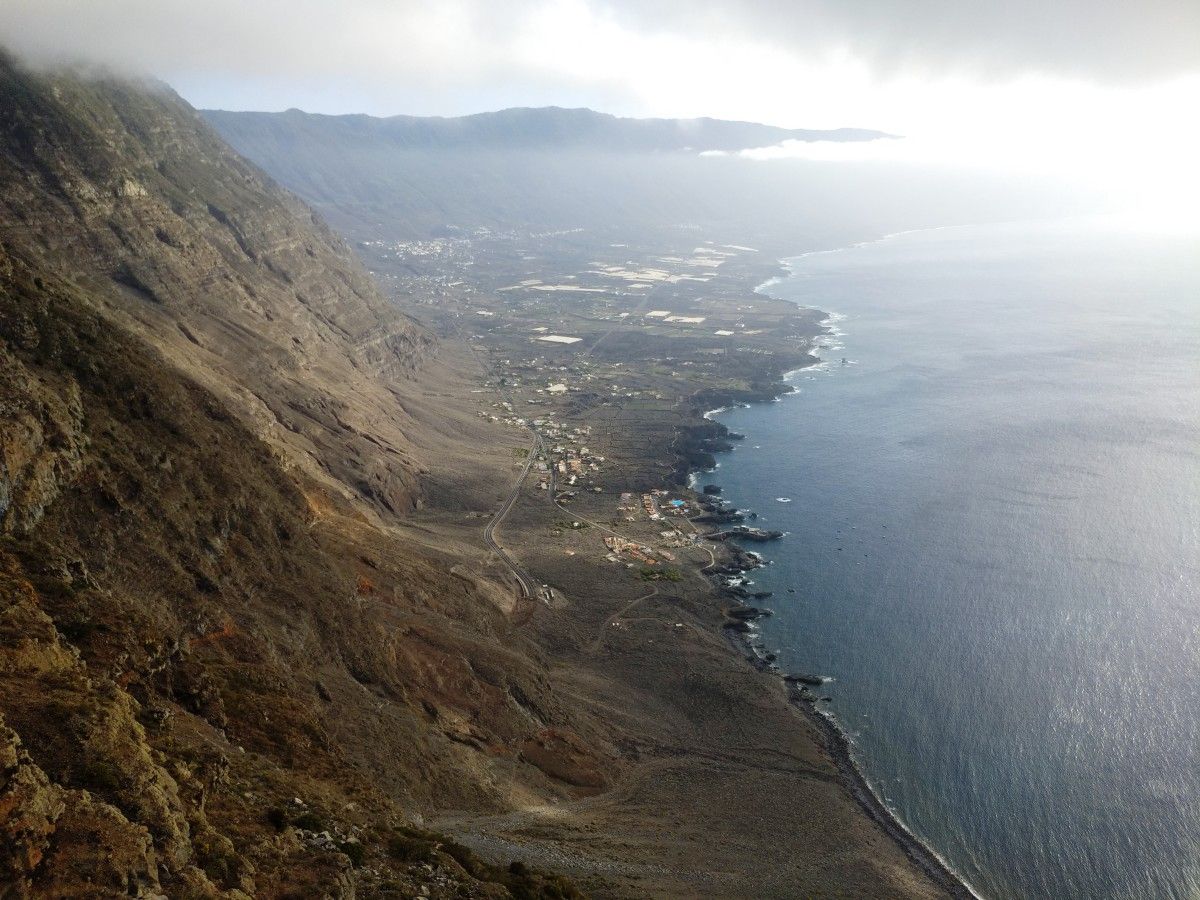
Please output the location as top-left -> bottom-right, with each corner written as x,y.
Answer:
2,0 -> 1198,218
730,74 -> 1200,222
3,0 -> 1196,116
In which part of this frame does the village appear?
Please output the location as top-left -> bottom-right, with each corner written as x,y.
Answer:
353,226 -> 815,593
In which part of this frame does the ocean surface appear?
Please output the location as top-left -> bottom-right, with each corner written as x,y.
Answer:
696,217 -> 1200,899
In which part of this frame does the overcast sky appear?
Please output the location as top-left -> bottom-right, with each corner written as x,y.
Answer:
3,0 -> 1198,212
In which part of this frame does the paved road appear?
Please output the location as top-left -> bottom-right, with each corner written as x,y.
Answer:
483,426 -> 543,600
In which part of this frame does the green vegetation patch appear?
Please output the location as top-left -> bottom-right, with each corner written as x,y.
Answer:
291,811 -> 327,832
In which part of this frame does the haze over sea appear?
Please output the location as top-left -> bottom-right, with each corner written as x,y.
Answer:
698,217 -> 1200,899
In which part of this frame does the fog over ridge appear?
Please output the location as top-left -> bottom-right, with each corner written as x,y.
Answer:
1,0 -> 1196,119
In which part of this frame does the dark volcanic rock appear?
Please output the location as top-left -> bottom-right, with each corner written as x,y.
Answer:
726,606 -> 772,621
692,510 -> 745,525
784,674 -> 826,687
709,527 -> 783,543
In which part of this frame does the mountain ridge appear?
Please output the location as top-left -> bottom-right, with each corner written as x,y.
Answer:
0,53 -> 435,517
202,104 -> 911,245
203,104 -> 892,153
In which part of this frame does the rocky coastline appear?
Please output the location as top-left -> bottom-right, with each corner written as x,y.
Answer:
687,298 -> 978,900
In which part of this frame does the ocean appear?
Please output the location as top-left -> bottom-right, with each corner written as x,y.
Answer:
696,217 -> 1200,899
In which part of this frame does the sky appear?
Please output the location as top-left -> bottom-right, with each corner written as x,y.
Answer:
3,0 -> 1199,215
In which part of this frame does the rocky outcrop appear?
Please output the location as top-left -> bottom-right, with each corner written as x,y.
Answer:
0,560 -> 222,898
0,717 -> 169,899
519,728 -> 608,792
0,345 -> 86,536
708,526 -> 784,542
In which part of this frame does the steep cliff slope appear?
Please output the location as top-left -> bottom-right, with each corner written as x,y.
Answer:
0,56 -> 593,898
1,56 -> 432,517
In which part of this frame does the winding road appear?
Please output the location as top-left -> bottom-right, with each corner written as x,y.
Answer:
482,426 -> 543,601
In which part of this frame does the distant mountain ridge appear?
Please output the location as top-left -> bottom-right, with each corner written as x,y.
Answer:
204,105 -> 891,153
202,105 -> 910,245
202,103 -> 1069,255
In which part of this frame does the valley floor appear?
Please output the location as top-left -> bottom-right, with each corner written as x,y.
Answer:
372,232 -> 959,898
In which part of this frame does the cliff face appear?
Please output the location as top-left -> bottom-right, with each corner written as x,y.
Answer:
0,56 -> 432,518
0,57 -> 596,898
